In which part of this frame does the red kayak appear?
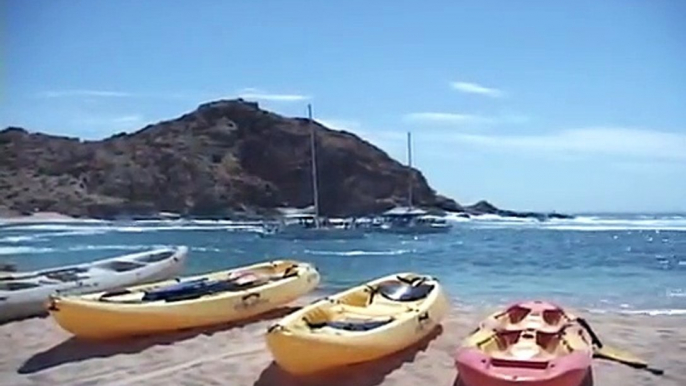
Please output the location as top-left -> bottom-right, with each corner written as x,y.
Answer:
455,301 -> 592,386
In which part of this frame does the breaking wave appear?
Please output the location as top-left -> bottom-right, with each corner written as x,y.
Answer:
588,308 -> 686,316
445,213 -> 686,231
0,246 -> 55,255
1,222 -> 263,235
304,249 -> 412,256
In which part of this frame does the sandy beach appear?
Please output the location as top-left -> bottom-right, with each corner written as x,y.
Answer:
0,296 -> 683,386
0,212 -> 79,225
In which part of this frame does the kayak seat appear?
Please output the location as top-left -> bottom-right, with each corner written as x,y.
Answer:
96,260 -> 146,273
141,272 -> 275,302
336,303 -> 410,317
134,251 -> 174,264
377,282 -> 435,302
142,279 -> 242,302
305,317 -> 394,332
43,267 -> 89,282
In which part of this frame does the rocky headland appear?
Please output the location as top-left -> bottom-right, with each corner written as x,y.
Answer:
0,99 -> 571,221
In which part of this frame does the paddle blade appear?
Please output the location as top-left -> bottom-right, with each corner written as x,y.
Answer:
594,346 -> 664,376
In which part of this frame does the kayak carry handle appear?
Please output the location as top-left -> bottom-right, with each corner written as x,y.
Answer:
242,292 -> 260,301
46,296 -> 60,312
267,324 -> 285,333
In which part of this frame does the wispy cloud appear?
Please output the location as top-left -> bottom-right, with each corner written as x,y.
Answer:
37,88 -> 311,103
37,89 -> 191,100
450,81 -> 504,98
75,114 -> 144,128
110,115 -> 144,124
404,112 -> 492,125
38,90 -> 133,98
236,88 -> 310,102
447,127 -> 686,161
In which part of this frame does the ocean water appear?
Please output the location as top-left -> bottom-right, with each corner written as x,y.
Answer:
1,214 -> 685,315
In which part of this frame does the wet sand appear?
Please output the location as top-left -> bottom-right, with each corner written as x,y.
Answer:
0,299 -> 683,386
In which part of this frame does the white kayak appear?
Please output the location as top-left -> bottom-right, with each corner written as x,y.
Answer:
0,246 -> 188,323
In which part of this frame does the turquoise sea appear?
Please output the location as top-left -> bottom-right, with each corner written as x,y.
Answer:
1,214 -> 685,315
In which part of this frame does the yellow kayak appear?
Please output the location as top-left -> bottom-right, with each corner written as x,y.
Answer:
265,272 -> 449,375
48,260 -> 320,339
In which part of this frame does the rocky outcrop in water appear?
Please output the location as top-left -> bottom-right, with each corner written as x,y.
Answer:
463,200 -> 573,220
0,100 -> 466,219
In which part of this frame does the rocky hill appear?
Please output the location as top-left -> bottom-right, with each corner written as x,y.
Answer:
0,99 -> 467,219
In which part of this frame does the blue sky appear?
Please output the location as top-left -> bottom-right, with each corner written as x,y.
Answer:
2,0 -> 685,213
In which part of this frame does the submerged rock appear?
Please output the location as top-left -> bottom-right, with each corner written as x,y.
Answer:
463,200 -> 574,221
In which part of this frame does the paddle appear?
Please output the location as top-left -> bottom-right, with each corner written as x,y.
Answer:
575,317 -> 664,376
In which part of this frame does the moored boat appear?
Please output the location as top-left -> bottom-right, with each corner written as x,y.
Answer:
0,246 -> 188,323
259,105 -> 367,240
47,259 -> 320,339
455,300 -> 593,386
370,132 -> 453,235
265,272 -> 449,375
260,214 -> 366,240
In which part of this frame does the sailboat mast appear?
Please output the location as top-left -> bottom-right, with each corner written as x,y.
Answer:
407,131 -> 413,209
308,104 -> 321,227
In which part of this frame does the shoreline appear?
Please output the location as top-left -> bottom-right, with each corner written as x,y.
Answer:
0,203 -> 576,225
0,298 -> 682,386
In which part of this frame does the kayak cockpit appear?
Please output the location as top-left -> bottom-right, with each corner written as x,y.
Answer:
97,261 -> 303,304
482,329 -> 569,362
0,281 -> 41,291
131,250 -> 175,264
41,267 -> 89,282
297,274 -> 438,333
93,260 -> 146,272
304,317 -> 394,332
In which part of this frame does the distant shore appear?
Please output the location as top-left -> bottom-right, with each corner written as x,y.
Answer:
0,205 -> 573,225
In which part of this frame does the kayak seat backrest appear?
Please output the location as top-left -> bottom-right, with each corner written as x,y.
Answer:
493,329 -> 563,354
378,282 -> 434,302
495,329 -> 522,350
536,331 -> 563,353
338,290 -> 370,307
542,309 -> 564,325
505,305 -> 531,324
